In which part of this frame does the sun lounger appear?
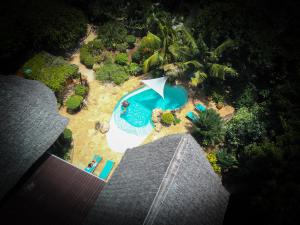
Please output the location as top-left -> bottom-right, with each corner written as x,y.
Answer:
99,160 -> 115,180
186,111 -> 198,122
84,155 -> 102,173
195,104 -> 206,112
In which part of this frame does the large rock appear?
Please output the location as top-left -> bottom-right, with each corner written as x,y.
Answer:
100,122 -> 110,134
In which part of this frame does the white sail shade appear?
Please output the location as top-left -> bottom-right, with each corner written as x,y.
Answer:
141,76 -> 168,99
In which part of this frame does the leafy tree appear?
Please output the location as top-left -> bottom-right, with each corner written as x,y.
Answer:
225,105 -> 267,152
97,21 -> 128,50
192,109 -> 224,146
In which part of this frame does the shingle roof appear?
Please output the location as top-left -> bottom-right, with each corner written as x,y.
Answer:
0,75 -> 68,200
84,134 -> 229,225
0,154 -> 105,225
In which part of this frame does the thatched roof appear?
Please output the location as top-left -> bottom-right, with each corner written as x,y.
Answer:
0,76 -> 68,200
84,134 -> 229,225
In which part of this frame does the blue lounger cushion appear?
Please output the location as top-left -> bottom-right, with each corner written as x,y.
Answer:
84,155 -> 102,173
195,104 -> 206,112
186,111 -> 198,122
99,160 -> 115,180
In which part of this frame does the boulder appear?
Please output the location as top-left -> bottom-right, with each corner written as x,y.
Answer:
100,122 -> 110,133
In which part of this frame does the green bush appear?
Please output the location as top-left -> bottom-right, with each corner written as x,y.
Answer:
97,21 -> 127,50
126,35 -> 136,48
161,112 -> 175,126
74,84 -> 88,97
212,91 -> 224,104
115,42 -> 129,52
115,53 -> 128,65
80,45 -> 95,68
96,63 -> 128,84
86,39 -> 104,55
111,70 -> 129,85
62,128 -> 73,145
126,63 -> 142,75
192,109 -> 224,146
102,51 -> 115,64
131,50 -> 143,64
23,52 -> 78,94
66,95 -> 83,111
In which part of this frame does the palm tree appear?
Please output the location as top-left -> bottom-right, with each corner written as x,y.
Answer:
141,16 -> 238,85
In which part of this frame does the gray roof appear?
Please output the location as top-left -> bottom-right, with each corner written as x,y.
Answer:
84,134 -> 229,225
0,75 -> 68,200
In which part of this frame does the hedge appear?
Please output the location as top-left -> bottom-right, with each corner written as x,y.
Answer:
23,52 -> 78,93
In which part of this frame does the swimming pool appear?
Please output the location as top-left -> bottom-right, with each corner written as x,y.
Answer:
113,85 -> 188,136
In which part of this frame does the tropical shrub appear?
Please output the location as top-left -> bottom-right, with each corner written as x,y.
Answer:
126,35 -> 136,48
126,63 -> 142,76
96,63 -> 129,85
102,51 -> 115,64
62,128 -> 73,146
97,21 -> 127,50
115,43 -> 129,52
80,45 -> 95,68
111,70 -> 129,85
131,50 -> 143,64
115,53 -> 129,65
86,39 -> 104,55
23,52 -> 78,94
207,152 -> 221,174
216,149 -> 238,170
225,105 -> 267,152
192,109 -> 224,146
74,84 -> 88,97
66,95 -> 83,112
236,85 -> 257,108
161,112 -> 175,126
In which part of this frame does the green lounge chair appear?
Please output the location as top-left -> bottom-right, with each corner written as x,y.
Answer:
99,160 -> 115,180
84,155 -> 102,173
195,104 -> 206,112
186,111 -> 198,122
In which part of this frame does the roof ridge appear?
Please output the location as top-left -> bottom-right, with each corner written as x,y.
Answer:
142,135 -> 189,225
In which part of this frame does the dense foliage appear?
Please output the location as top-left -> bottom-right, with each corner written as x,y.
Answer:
74,84 -> 88,97
23,52 -> 79,95
97,21 -> 128,50
2,0 -> 299,224
115,53 -> 129,66
95,63 -> 129,85
48,128 -> 73,160
0,0 -> 87,73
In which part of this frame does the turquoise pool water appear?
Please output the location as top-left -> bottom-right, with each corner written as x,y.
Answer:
116,85 -> 188,130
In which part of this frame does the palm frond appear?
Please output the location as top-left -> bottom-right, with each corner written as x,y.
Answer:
213,39 -> 236,57
168,44 -> 193,61
143,51 -> 162,73
209,63 -> 238,79
183,60 -> 204,69
140,32 -> 162,51
191,71 -> 208,87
